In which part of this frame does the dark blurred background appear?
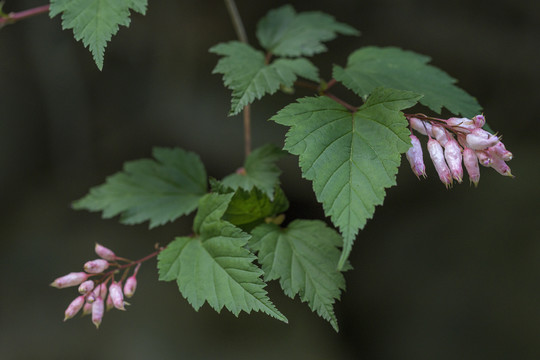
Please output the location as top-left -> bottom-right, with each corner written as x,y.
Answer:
1,0 -> 539,359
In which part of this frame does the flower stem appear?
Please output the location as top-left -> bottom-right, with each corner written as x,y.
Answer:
0,4 -> 49,27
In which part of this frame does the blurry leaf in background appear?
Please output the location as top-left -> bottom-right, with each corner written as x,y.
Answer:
333,46 -> 481,117
49,0 -> 148,70
221,144 -> 286,200
73,147 -> 207,228
211,41 -> 319,115
256,4 -> 359,57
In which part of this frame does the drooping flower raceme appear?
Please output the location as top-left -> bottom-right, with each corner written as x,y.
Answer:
50,243 -> 153,328
406,114 -> 513,187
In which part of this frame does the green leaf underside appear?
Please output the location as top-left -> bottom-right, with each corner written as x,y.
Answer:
271,89 -> 422,268
333,46 -> 481,117
222,144 -> 286,200
223,187 -> 289,230
73,147 -> 207,228
250,220 -> 345,331
158,193 -> 287,322
256,5 -> 359,57
49,0 -> 147,70
210,41 -> 319,116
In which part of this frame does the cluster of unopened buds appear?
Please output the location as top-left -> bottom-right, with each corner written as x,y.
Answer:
50,243 -> 155,328
405,114 -> 513,187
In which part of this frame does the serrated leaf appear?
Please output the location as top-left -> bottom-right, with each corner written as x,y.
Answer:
49,0 -> 147,70
256,5 -> 359,57
271,89 -> 422,268
250,220 -> 345,332
73,147 -> 207,228
158,193 -> 287,323
222,144 -> 286,200
210,41 -> 319,115
223,187 -> 289,230
333,46 -> 481,117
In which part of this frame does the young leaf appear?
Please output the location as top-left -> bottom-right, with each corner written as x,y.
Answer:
250,220 -> 346,332
223,187 -> 289,231
49,0 -> 147,70
210,41 -> 319,115
221,144 -> 286,200
271,89 -> 422,268
333,46 -> 481,117
256,5 -> 359,57
158,193 -> 287,323
73,147 -> 207,228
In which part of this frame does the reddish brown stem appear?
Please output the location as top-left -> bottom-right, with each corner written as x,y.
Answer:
324,93 -> 358,112
0,4 -> 49,26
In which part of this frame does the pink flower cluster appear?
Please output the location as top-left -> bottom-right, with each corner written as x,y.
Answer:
405,114 -> 513,187
50,243 -> 141,328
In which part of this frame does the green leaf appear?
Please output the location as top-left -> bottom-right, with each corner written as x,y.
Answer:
222,144 -> 286,200
210,41 -> 319,115
49,0 -> 147,70
73,147 -> 207,228
223,187 -> 289,231
158,193 -> 287,323
256,5 -> 359,57
271,89 -> 422,268
333,46 -> 481,117
250,220 -> 345,331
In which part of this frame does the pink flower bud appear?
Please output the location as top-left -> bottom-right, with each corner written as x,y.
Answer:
106,294 -> 114,311
78,280 -> 95,295
64,295 -> 85,321
88,282 -> 107,303
490,157 -> 514,177
473,114 -> 486,128
446,117 -> 475,131
50,272 -> 89,289
465,128 -> 500,150
427,139 -> 453,188
409,117 -> 432,136
82,301 -> 93,316
92,296 -> 105,329
406,135 -> 426,179
432,124 -> 450,147
443,138 -> 463,183
109,281 -> 125,311
95,243 -> 116,261
475,150 -> 492,167
488,142 -> 513,161
123,275 -> 138,298
84,259 -> 109,274
463,148 -> 480,186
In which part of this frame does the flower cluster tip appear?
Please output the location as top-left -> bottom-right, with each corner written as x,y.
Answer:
51,243 -> 147,328
406,114 -> 513,187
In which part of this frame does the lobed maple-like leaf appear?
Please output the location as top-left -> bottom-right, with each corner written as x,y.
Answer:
73,147 -> 207,228
250,220 -> 346,331
271,88 -> 422,268
221,144 -> 286,200
333,46 -> 481,117
49,0 -> 147,70
158,193 -> 287,323
210,41 -> 319,115
256,5 -> 359,57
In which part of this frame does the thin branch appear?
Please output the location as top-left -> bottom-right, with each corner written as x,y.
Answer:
224,0 -> 251,157
224,0 -> 248,43
0,4 -> 49,27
